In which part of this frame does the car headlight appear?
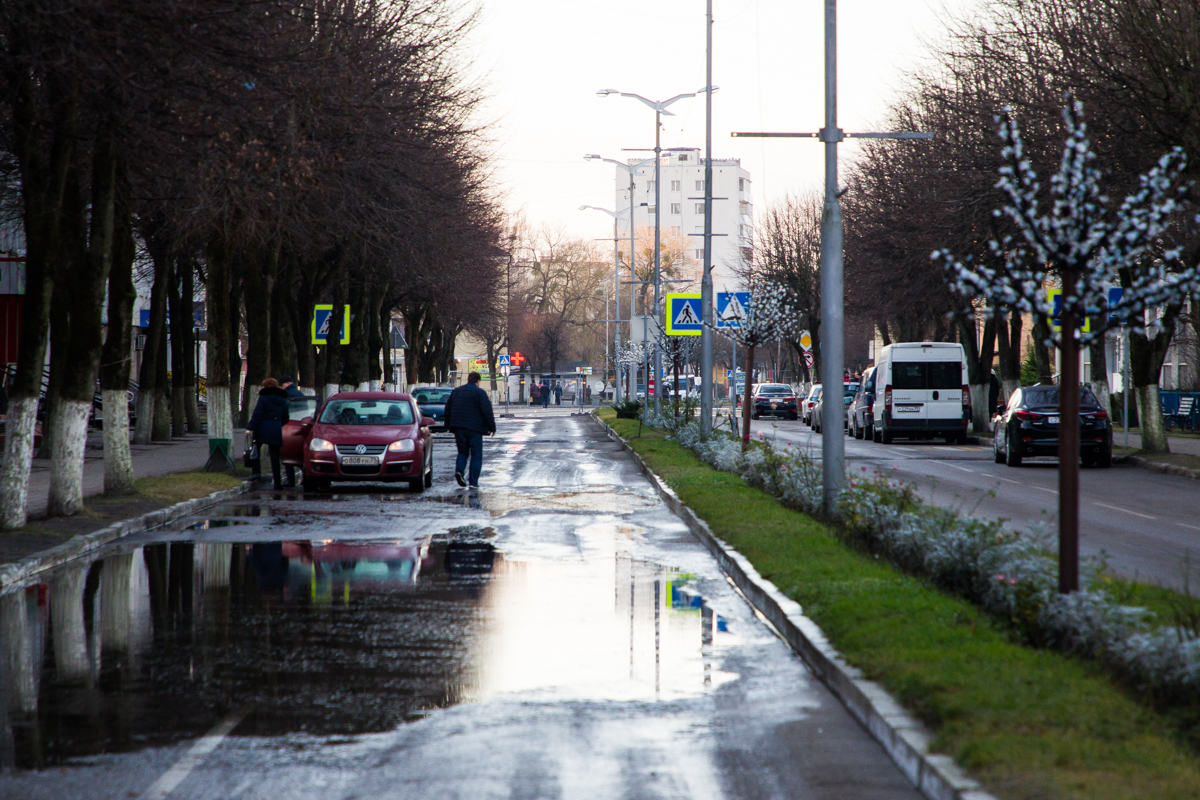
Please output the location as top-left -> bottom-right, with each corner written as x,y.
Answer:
310,438 -> 335,452
388,438 -> 415,452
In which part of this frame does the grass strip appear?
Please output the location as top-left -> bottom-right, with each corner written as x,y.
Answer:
598,409 -> 1200,800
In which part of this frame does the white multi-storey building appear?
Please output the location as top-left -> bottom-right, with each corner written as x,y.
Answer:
614,148 -> 752,299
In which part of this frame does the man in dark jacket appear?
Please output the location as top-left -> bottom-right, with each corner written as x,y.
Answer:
248,378 -> 290,488
554,383 -> 563,406
443,372 -> 496,489
279,375 -> 304,399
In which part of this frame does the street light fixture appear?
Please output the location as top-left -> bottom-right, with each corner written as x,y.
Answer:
584,153 -> 655,402
597,87 -> 717,414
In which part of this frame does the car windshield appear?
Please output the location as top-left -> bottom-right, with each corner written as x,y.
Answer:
413,389 -> 452,404
758,384 -> 791,396
319,399 -> 415,425
810,387 -> 822,399
1021,386 -> 1100,410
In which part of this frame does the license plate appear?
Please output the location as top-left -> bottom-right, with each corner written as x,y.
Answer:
1047,416 -> 1059,425
341,456 -> 379,465
895,405 -> 920,413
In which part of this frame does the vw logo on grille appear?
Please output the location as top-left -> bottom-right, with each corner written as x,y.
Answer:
355,444 -> 367,455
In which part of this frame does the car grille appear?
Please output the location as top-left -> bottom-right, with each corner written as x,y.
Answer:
336,444 -> 387,456
341,465 -> 382,475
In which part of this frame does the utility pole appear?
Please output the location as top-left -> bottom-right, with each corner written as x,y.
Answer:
700,0 -> 715,434
732,0 -> 930,512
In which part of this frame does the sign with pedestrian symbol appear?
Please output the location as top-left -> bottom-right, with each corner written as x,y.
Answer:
716,291 -> 750,328
497,354 -> 511,368
665,293 -> 702,336
798,330 -> 813,352
312,304 -> 351,345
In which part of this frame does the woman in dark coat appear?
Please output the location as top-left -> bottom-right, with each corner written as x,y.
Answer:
248,378 -> 290,488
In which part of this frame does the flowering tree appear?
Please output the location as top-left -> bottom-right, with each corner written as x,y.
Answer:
935,99 -> 1200,593
708,280 -> 801,450
615,341 -> 648,400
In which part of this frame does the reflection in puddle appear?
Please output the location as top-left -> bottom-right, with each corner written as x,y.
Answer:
0,536 -> 733,770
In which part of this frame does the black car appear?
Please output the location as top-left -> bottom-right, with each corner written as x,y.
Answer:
750,383 -> 799,420
848,368 -> 876,439
412,387 -> 453,431
993,384 -> 1112,467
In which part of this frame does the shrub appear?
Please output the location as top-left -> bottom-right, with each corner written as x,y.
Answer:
612,398 -> 643,419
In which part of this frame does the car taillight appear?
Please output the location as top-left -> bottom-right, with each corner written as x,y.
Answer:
1090,409 -> 1109,420
1014,410 -> 1038,421
962,384 -> 971,408
884,385 -> 892,411
784,397 -> 796,403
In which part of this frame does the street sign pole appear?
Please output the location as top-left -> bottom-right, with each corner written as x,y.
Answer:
700,0 -> 715,434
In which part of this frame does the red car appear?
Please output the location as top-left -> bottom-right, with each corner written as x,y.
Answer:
281,391 -> 434,492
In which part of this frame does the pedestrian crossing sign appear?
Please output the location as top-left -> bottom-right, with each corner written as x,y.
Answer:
497,354 -> 511,367
665,293 -> 702,336
312,304 -> 351,345
716,291 -> 750,328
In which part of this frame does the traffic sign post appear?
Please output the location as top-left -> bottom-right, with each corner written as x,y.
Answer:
665,293 -> 703,336
798,330 -> 813,351
804,351 -> 815,369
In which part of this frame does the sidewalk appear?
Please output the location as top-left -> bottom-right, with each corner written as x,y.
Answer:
1111,430 -> 1200,456
22,429 -> 225,519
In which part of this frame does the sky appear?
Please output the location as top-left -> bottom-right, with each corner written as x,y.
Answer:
466,0 -> 979,243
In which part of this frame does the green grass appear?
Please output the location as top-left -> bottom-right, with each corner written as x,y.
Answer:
598,408 -> 1200,799
130,471 -> 245,506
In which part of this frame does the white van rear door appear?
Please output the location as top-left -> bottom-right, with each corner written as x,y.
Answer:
926,358 -> 965,422
889,361 -> 929,421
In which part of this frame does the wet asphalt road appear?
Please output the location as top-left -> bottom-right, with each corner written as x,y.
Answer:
742,413 -> 1200,590
0,413 -> 921,800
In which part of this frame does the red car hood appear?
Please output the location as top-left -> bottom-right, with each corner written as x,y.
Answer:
311,423 -> 419,443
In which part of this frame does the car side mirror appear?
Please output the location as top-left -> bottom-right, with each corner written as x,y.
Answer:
422,416 -> 435,427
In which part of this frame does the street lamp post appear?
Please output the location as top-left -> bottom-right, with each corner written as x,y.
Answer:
598,88 -> 707,415
579,203 -> 629,403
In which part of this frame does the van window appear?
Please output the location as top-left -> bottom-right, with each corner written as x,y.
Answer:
891,362 -> 962,390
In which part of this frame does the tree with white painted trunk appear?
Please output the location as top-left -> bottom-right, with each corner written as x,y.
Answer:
101,162 -> 137,495
935,99 -> 1200,592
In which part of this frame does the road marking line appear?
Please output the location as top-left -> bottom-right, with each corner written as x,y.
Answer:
1033,486 -> 1058,495
140,707 -> 248,799
1177,522 -> 1200,532
998,477 -> 1021,485
947,464 -> 976,474
1095,502 -> 1156,520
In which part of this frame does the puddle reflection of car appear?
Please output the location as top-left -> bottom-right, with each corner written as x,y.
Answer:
280,392 -> 434,493
412,387 -> 453,431
281,541 -> 422,587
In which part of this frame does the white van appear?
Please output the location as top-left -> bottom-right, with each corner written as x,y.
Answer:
870,342 -> 970,444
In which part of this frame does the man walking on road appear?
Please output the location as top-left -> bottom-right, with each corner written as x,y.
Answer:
444,371 -> 496,490
554,382 -> 563,406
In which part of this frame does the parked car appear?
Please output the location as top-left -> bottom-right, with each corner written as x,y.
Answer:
992,384 -> 1112,467
870,342 -> 970,444
412,387 -> 453,431
280,392 -> 434,492
812,382 -> 857,434
750,383 -> 799,420
848,368 -> 877,439
803,385 -> 822,425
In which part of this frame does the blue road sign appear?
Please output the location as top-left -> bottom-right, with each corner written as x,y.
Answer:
665,293 -> 702,336
312,305 -> 351,345
138,308 -> 204,328
497,354 -> 511,367
1108,286 -> 1124,325
716,292 -> 750,328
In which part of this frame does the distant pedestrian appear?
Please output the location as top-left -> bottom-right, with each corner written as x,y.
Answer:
530,382 -> 541,406
279,375 -> 304,399
540,380 -> 551,408
248,378 -> 290,489
554,383 -> 563,406
444,371 -> 496,490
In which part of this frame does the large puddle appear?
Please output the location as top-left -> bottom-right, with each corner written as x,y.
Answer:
0,529 -> 734,770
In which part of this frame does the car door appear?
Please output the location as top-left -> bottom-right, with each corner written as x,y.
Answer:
280,397 -> 319,465
926,357 -> 965,423
889,361 -> 928,424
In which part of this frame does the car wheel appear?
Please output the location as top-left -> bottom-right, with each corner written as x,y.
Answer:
424,458 -> 434,487
1005,431 -> 1022,467
994,433 -> 1005,464
872,425 -> 882,444
1096,447 -> 1112,468
409,477 -> 426,493
789,413 -> 798,421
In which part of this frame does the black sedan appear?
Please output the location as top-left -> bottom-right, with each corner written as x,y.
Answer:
412,387 -> 453,432
993,384 -> 1112,467
750,384 -> 799,420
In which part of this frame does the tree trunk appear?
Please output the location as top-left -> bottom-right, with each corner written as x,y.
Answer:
135,234 -> 170,445
1088,334 -> 1112,420
1032,315 -> 1054,384
1135,384 -> 1169,454
152,329 -> 171,442
958,314 -> 996,433
100,162 -> 136,496
50,567 -> 90,681
48,134 -> 117,518
179,258 -> 200,433
367,288 -> 384,390
1057,274 -> 1081,594
995,312 -> 1023,401
241,245 -> 276,428
1129,303 -> 1178,453
227,255 -> 243,426
204,241 -> 234,467
741,344 -> 754,450
168,256 -> 187,438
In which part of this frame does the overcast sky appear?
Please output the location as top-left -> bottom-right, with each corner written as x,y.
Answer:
467,0 -> 977,244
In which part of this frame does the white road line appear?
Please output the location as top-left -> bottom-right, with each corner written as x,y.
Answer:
1033,486 -> 1058,495
1094,501 -> 1157,520
1177,522 -> 1200,532
998,477 -> 1021,484
140,707 -> 248,799
947,464 -> 976,474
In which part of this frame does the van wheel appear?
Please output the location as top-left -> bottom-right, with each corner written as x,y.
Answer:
872,426 -> 882,444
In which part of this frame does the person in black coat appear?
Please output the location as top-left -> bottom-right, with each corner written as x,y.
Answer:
279,375 -> 304,399
443,372 -> 496,490
248,378 -> 290,488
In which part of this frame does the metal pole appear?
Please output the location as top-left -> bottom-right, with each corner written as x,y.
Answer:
700,0 -> 715,435
1124,327 -> 1130,449
653,109 -> 663,416
819,0 -> 846,512
631,167 -> 639,401
613,206 -> 622,403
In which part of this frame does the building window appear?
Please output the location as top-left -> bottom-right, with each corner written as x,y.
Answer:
670,226 -> 681,236
695,180 -> 704,191
670,180 -> 680,191
678,153 -> 689,162
695,249 -> 704,259
646,181 -> 655,193
670,203 -> 681,214
695,203 -> 706,215
738,177 -> 745,191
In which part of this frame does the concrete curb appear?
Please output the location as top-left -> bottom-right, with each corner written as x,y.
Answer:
1116,453 -> 1200,481
0,481 -> 252,594
593,414 -> 997,800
